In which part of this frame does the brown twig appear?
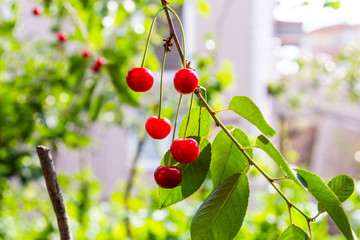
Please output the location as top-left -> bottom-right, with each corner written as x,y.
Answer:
163,7 -> 186,66
36,145 -> 73,240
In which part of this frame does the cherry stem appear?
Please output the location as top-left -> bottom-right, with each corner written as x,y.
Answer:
141,7 -> 164,68
172,94 -> 183,142
183,93 -> 194,139
158,49 -> 167,118
165,6 -> 186,69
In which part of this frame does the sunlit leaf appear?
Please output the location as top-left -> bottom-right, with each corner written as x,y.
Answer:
211,126 -> 251,187
228,96 -> 276,138
191,173 -> 249,240
295,169 -> 354,240
278,224 -> 310,240
318,174 -> 354,213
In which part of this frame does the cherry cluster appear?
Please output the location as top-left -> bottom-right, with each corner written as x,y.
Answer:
126,67 -> 200,188
32,2 -> 106,73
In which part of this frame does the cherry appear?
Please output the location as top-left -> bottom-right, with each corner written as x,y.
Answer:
170,138 -> 200,163
154,166 -> 182,188
32,7 -> 43,16
82,49 -> 91,58
173,68 -> 199,94
126,67 -> 154,92
91,57 -> 106,73
145,116 -> 171,140
57,32 -> 68,43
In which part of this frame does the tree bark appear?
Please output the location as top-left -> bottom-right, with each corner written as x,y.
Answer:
36,145 -> 73,240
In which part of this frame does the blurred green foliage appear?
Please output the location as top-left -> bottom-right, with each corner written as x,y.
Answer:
0,0 -> 230,182
0,162 -> 358,240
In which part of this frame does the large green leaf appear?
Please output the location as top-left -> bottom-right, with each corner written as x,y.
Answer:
295,169 -> 354,240
318,174 -> 355,213
178,107 -> 212,138
256,135 -> 302,187
278,224 -> 310,240
159,137 -> 211,208
191,173 -> 249,240
228,96 -> 276,138
211,127 -> 252,187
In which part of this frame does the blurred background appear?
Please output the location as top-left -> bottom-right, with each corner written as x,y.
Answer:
0,0 -> 359,239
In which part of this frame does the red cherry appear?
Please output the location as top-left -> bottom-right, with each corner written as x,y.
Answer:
173,68 -> 199,94
154,166 -> 182,188
82,49 -> 91,58
91,57 -> 106,73
170,138 -> 200,163
145,116 -> 171,140
57,32 -> 68,42
32,7 -> 43,16
126,67 -> 154,92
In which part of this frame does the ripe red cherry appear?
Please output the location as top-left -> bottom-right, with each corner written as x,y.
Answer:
126,67 -> 154,92
170,138 -> 200,163
82,49 -> 91,58
145,116 -> 171,140
91,57 -> 106,72
32,7 -> 43,16
57,32 -> 68,42
173,68 -> 199,94
154,166 -> 182,188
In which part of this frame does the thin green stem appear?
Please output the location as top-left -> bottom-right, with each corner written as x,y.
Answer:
288,204 -> 293,225
194,87 -> 313,222
158,49 -> 167,118
165,6 -> 186,68
168,94 -> 183,166
312,212 -> 321,221
183,93 -> 194,139
271,176 -> 289,181
141,7 -> 164,68
172,94 -> 183,142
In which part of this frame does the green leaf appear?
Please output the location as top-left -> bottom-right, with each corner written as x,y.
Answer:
256,135 -> 302,187
211,127 -> 252,187
324,1 -> 341,9
318,174 -> 355,213
278,224 -> 310,240
228,96 -> 276,138
159,137 -> 211,208
191,173 -> 249,240
295,169 -> 354,240
178,107 -> 212,138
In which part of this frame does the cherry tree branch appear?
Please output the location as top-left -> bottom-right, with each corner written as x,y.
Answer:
36,145 -> 73,240
161,1 -> 313,222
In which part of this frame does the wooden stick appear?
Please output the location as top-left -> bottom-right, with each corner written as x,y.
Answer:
36,145 -> 73,240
